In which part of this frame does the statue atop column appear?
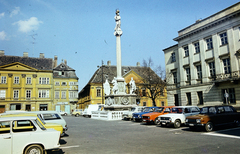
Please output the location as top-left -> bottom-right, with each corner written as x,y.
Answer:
114,10 -> 123,36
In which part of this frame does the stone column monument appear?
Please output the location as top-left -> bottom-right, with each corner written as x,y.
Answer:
104,10 -> 137,111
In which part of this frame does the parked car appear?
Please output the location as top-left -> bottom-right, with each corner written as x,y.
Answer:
59,111 -> 68,116
132,107 -> 160,122
122,106 -> 145,120
142,106 -> 174,124
82,104 -> 104,118
0,116 -> 60,154
30,111 -> 68,134
157,106 -> 200,128
186,105 -> 240,132
72,109 -> 83,117
0,112 -> 64,136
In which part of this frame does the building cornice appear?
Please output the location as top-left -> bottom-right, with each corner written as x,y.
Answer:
174,9 -> 240,41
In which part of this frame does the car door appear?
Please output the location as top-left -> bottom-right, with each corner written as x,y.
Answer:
183,107 -> 192,121
0,121 -> 11,154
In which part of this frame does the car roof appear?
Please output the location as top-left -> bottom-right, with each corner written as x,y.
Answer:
202,105 -> 233,108
0,116 -> 37,121
0,113 -> 38,117
30,111 -> 60,114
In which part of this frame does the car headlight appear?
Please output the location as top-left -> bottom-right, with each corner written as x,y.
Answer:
196,119 -> 201,123
138,115 -> 140,118
186,119 -> 188,123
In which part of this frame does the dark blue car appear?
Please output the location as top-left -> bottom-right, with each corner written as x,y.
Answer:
132,107 -> 160,122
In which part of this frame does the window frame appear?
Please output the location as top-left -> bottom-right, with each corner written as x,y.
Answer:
219,32 -> 228,45
222,58 -> 231,74
206,37 -> 213,50
194,42 -> 200,53
1,76 -> 7,84
26,90 -> 31,99
13,90 -> 19,99
183,46 -> 189,57
26,77 -> 31,84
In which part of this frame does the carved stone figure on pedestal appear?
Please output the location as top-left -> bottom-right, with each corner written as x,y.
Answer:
114,10 -> 123,36
112,77 -> 118,94
103,79 -> 110,96
129,77 -> 136,94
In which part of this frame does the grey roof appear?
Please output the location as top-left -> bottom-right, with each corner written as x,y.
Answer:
89,65 -> 159,84
53,63 -> 78,79
0,55 -> 53,70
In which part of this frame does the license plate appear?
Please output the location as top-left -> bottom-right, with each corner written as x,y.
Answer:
143,119 -> 146,122
189,124 -> 194,126
162,122 -> 166,125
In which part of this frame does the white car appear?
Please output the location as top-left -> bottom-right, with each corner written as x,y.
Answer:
30,111 -> 68,133
157,106 -> 200,128
122,106 -> 145,120
59,111 -> 68,116
0,116 -> 60,154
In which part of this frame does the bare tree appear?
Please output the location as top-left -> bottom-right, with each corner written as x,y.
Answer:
141,57 -> 167,106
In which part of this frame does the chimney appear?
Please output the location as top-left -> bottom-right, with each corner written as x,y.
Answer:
39,53 -> 45,58
0,50 -> 4,56
136,62 -> 140,67
64,59 -> 67,65
54,56 -> 58,68
23,52 -> 28,57
107,61 -> 111,66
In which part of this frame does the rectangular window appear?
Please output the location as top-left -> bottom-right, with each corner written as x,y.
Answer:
220,32 -> 228,45
14,77 -> 19,84
97,89 -> 101,97
13,90 -> 19,98
1,76 -> 6,84
143,102 -> 146,106
223,58 -> 231,74
55,91 -> 59,99
55,82 -> 60,86
208,62 -> 216,77
142,89 -> 146,96
197,91 -> 203,105
61,91 -> 66,99
196,65 -> 202,79
206,37 -> 213,50
186,93 -> 192,105
62,82 -> 67,86
69,91 -> 74,98
194,42 -> 200,53
184,46 -> 189,57
26,77 -> 31,84
38,90 -> 49,98
39,77 -> 49,84
0,90 -> 6,98
171,52 -> 176,62
172,72 -> 177,84
26,90 -> 31,99
186,68 -> 191,81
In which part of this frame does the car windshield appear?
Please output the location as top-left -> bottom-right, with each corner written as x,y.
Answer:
156,107 -> 164,113
143,107 -> 156,112
171,108 -> 183,114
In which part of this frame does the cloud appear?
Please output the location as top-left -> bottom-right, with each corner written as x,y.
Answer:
0,31 -> 7,40
0,12 -> 4,19
13,17 -> 43,33
10,7 -> 20,17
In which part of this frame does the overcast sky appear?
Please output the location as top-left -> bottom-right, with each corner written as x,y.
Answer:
0,0 -> 239,90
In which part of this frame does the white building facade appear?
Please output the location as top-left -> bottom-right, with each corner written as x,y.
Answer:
163,2 -> 240,109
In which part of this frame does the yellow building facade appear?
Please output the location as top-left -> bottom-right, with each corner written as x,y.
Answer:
0,51 -> 78,114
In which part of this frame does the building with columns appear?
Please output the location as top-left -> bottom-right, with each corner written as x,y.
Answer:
163,2 -> 240,109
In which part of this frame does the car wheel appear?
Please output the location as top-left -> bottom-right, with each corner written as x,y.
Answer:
75,113 -> 80,117
154,118 -> 160,125
24,144 -> 44,154
205,122 -> 214,132
174,120 -> 181,128
64,113 -> 67,116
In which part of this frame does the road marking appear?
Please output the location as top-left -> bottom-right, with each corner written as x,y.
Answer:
61,145 -> 80,149
202,133 -> 240,139
202,127 -> 240,139
169,128 -> 183,131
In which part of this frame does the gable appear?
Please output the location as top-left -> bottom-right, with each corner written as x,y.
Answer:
124,70 -> 144,84
0,62 -> 38,71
